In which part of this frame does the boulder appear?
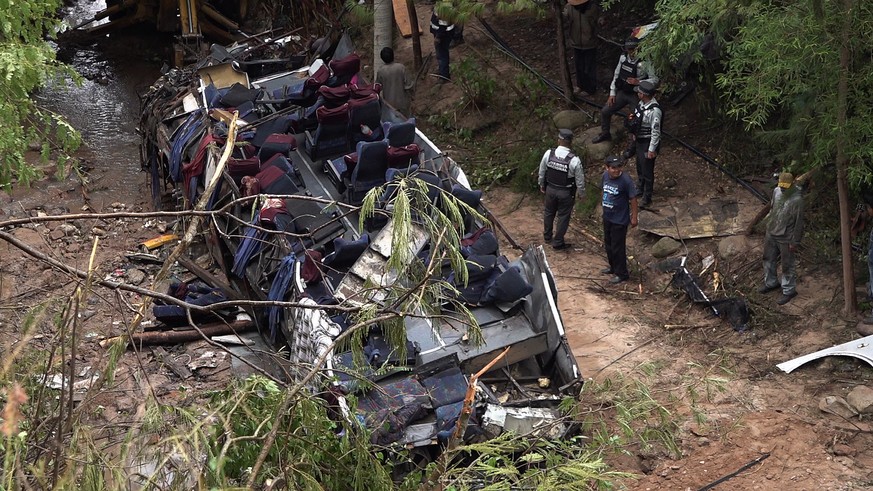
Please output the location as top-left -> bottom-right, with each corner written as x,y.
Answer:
846,385 -> 873,414
651,237 -> 682,258
577,126 -> 622,163
552,110 -> 592,131
718,235 -> 750,259
857,322 -> 873,336
819,395 -> 858,419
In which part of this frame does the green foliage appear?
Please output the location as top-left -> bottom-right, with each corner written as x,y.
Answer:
196,376 -> 394,489
434,0 -> 486,24
453,57 -> 498,110
0,0 -> 81,189
437,432 -> 635,490
645,0 -> 873,186
580,369 -> 683,459
359,175 -> 485,346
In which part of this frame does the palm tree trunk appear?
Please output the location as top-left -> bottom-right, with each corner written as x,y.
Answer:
373,0 -> 393,78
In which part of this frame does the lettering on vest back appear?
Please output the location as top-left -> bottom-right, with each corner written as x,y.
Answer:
546,149 -> 574,188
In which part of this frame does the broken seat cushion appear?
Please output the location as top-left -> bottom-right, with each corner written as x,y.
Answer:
480,265 -> 533,305
366,402 -> 428,446
257,133 -> 298,162
460,229 -> 498,258
421,366 -> 468,408
357,375 -> 429,414
451,254 -> 499,305
255,165 -> 299,196
220,83 -> 262,107
323,234 -> 370,269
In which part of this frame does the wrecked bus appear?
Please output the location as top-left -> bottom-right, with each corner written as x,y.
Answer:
139,31 -> 582,467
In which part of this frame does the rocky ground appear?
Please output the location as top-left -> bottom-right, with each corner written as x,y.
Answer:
3,2 -> 873,490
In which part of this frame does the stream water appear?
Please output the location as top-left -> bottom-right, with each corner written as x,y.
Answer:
15,1 -> 167,211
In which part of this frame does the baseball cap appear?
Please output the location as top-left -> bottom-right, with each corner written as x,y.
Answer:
605,156 -> 623,167
624,37 -> 640,49
558,128 -> 574,141
778,172 -> 794,188
635,81 -> 656,95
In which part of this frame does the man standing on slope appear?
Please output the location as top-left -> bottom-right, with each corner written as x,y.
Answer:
539,129 -> 586,251
375,47 -> 414,116
563,0 -> 600,96
626,80 -> 662,207
758,172 -> 804,305
601,155 -> 638,284
430,8 -> 455,83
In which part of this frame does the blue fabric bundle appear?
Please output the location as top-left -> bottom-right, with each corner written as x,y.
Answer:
266,253 -> 297,342
169,110 -> 204,182
232,212 -> 263,278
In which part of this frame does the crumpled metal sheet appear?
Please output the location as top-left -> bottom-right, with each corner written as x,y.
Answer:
777,335 -> 873,373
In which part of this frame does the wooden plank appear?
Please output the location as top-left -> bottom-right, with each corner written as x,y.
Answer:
393,0 -> 422,38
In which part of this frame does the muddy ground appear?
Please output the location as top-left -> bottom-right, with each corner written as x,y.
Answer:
2,3 -> 873,490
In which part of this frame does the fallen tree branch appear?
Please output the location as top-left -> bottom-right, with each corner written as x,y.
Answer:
100,319 -> 254,348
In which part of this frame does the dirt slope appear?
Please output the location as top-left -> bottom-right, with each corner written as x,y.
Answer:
2,3 -> 873,490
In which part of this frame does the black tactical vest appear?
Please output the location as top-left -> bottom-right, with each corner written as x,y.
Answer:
546,150 -> 575,188
615,57 -> 640,93
633,102 -> 660,139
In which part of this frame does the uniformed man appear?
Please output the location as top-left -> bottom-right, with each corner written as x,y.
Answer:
538,129 -> 586,250
626,80 -> 662,207
592,37 -> 658,144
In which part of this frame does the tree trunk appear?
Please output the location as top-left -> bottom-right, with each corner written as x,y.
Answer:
406,0 -> 422,71
552,0 -> 573,103
837,0 -> 856,317
373,0 -> 393,78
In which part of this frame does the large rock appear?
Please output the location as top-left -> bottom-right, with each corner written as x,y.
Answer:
577,126 -> 622,163
819,395 -> 858,419
847,385 -> 873,414
552,110 -> 592,131
651,237 -> 682,258
718,235 -> 750,259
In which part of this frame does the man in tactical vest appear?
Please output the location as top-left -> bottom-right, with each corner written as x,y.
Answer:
592,37 -> 658,144
626,80 -> 662,207
538,129 -> 586,250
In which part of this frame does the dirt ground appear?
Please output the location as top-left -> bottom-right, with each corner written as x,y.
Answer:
384,4 -> 873,489
2,2 -> 873,490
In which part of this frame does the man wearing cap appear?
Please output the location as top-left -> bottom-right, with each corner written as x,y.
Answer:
626,80 -> 662,206
601,156 -> 638,283
539,129 -> 586,250
758,172 -> 804,305
592,36 -> 659,144
563,0 -> 600,96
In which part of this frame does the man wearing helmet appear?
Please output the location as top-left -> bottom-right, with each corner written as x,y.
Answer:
592,37 -> 659,144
